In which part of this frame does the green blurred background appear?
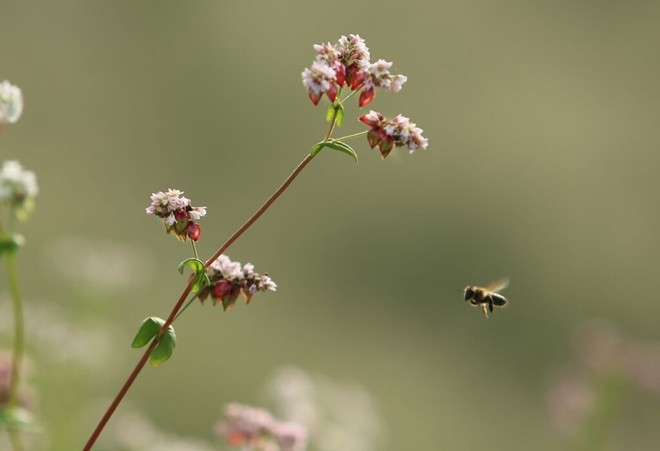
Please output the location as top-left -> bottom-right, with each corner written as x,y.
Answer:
2,0 -> 660,449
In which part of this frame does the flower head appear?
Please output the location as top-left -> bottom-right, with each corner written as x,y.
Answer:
215,403 -> 307,451
0,160 -> 38,220
359,111 -> 428,158
0,80 -> 23,125
198,254 -> 277,311
145,188 -> 206,241
301,35 -> 405,107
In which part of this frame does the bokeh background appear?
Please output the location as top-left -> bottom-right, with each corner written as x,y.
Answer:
2,0 -> 660,450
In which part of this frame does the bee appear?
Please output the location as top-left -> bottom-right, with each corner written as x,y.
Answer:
463,278 -> 509,318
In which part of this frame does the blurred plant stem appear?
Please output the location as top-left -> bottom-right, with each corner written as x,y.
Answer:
3,210 -> 24,451
82,110 -> 342,449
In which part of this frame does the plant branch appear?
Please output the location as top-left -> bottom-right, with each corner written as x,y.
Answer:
83,150 -> 320,450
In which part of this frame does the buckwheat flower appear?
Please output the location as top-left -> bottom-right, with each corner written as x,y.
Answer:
302,61 -> 338,105
0,80 -> 23,125
145,188 -> 206,241
261,275 -> 277,291
199,254 -> 277,310
359,111 -> 428,158
337,34 -> 371,71
313,42 -> 339,65
0,160 -> 38,219
358,59 -> 408,107
215,403 -> 307,451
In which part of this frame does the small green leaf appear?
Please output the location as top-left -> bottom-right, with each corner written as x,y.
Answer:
177,257 -> 205,275
336,105 -> 345,126
131,317 -> 165,349
325,104 -> 335,122
0,406 -> 37,431
0,234 -> 24,257
192,271 -> 211,293
324,140 -> 358,163
150,325 -> 177,366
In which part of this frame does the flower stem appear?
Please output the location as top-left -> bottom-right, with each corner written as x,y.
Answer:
333,130 -> 368,141
6,242 -> 25,451
83,150 -> 322,450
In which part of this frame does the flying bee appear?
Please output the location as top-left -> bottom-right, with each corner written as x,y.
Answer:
463,278 -> 509,318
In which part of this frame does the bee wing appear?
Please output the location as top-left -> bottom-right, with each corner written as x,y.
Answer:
484,277 -> 509,293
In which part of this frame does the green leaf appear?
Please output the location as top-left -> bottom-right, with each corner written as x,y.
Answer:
191,271 -> 211,294
177,257 -> 205,275
0,406 -> 38,431
131,317 -> 165,349
178,258 -> 209,293
0,234 -> 24,257
323,140 -> 358,163
150,325 -> 177,366
325,104 -> 335,122
336,104 -> 345,126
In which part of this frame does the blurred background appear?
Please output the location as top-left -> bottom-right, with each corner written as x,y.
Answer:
2,0 -> 660,449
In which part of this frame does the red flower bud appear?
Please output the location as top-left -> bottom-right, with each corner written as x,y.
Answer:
333,62 -> 346,86
174,210 -> 188,221
345,64 -> 359,86
186,221 -> 201,241
359,112 -> 383,127
213,279 -> 232,299
350,71 -> 368,90
326,83 -> 338,102
359,87 -> 375,107
308,91 -> 323,106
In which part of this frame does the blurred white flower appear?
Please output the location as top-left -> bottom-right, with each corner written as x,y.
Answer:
265,366 -> 382,451
0,160 -> 38,205
0,80 -> 23,124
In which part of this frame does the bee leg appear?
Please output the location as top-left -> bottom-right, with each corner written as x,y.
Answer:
480,304 -> 489,318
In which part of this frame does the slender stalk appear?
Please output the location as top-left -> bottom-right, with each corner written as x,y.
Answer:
83,149 -> 323,450
333,130 -> 368,141
6,213 -> 25,451
7,251 -> 25,409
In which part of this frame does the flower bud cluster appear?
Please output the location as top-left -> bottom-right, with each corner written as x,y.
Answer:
359,110 -> 428,158
301,34 -> 406,107
0,80 -> 23,125
0,160 -> 38,218
198,254 -> 277,311
215,403 -> 307,451
145,189 -> 206,241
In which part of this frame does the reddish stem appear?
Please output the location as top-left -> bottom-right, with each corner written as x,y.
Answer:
82,153 -> 316,450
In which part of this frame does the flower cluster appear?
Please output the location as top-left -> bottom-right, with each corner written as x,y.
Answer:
301,34 -> 406,107
0,160 -> 38,219
0,80 -> 23,125
145,189 -> 206,241
359,110 -> 428,158
215,403 -> 307,451
197,254 -> 277,311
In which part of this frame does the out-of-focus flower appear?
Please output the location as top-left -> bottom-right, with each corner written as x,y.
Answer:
301,35 -> 405,108
0,160 -> 38,219
359,111 -> 428,158
197,254 -> 277,311
547,318 -> 660,438
215,403 -> 307,451
0,80 -> 23,125
265,366 -> 383,451
145,188 -> 206,241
